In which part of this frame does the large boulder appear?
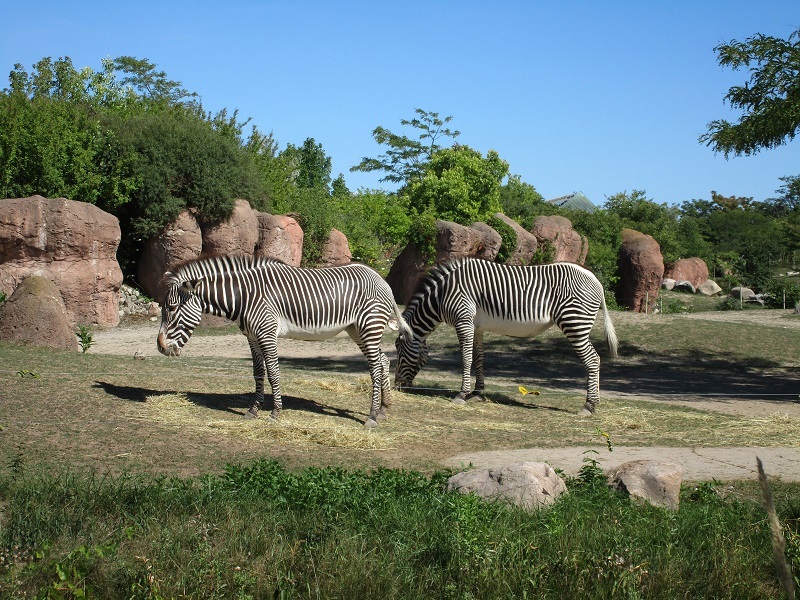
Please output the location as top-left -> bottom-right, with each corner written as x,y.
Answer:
255,213 -> 303,266
0,196 -> 123,326
607,460 -> 683,510
664,258 -> 709,290
447,462 -> 567,510
319,228 -> 352,266
491,213 -> 538,265
530,215 -> 588,264
137,210 -> 203,301
201,199 -> 259,256
617,228 -> 664,313
0,275 -> 78,350
469,222 -> 502,261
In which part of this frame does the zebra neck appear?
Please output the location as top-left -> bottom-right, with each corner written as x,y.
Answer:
406,304 -> 441,339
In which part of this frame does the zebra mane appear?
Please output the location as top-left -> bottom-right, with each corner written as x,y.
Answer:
406,258 -> 471,309
162,255 -> 288,288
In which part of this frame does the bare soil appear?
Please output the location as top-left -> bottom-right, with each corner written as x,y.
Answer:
90,310 -> 800,481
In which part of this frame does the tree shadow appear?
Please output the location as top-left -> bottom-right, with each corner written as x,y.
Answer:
93,381 -> 364,424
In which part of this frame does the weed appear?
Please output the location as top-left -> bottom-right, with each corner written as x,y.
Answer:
75,325 -> 94,353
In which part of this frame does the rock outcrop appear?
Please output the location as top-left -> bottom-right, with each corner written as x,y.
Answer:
256,213 -> 303,266
491,213 -> 538,265
137,210 -> 203,301
531,215 -> 588,264
0,196 -> 123,326
617,229 -> 664,312
0,275 -> 78,350
320,228 -> 352,266
664,258 -> 709,290
201,199 -> 259,256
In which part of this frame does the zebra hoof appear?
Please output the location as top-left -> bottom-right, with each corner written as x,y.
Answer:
451,393 -> 467,406
245,407 -> 259,419
364,418 -> 379,429
269,411 -> 281,421
466,391 -> 485,401
376,410 -> 388,422
578,407 -> 594,417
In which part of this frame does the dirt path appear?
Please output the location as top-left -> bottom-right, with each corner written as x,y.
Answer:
93,311 -> 800,481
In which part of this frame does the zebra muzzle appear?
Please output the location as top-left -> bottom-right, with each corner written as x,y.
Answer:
157,331 -> 181,357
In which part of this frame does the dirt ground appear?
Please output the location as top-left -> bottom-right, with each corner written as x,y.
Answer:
92,310 -> 800,481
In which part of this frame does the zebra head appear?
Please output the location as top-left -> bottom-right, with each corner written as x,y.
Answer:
394,333 -> 429,389
157,280 -> 204,357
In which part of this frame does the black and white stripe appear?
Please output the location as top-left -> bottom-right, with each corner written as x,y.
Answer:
394,258 -> 618,415
157,256 -> 411,427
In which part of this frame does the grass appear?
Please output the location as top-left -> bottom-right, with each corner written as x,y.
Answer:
1,459 -> 797,599
1,308 -> 799,597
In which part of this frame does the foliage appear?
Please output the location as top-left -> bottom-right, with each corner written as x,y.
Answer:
350,108 -> 460,186
700,27 -> 800,157
763,278 -> 800,308
486,215 -> 517,263
75,326 -> 94,354
498,174 -> 547,225
403,144 -> 509,225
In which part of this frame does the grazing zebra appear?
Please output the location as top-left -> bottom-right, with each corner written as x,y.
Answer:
157,256 -> 411,427
394,258 -> 618,415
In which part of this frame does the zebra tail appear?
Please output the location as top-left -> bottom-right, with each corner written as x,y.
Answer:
393,302 -> 414,339
601,292 -> 619,358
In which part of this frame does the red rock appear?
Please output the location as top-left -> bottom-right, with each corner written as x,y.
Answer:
320,228 -> 352,266
664,258 -> 709,290
0,196 -> 122,326
0,275 -> 78,350
491,213 -> 539,265
531,215 -> 588,264
255,213 -> 303,266
201,199 -> 258,256
137,210 -> 203,301
617,228 -> 664,312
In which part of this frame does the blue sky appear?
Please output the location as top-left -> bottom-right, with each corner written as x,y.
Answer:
2,1 -> 798,206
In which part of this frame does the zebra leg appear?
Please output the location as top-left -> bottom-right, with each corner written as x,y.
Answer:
467,329 -> 485,400
245,339 -> 266,419
346,325 -> 385,428
562,327 -> 601,416
378,351 -> 392,417
453,321 -> 475,405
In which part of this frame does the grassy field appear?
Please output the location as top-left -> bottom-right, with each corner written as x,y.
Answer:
2,305 -> 800,597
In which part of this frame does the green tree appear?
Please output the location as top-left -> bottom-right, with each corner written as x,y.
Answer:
604,190 -> 684,262
350,108 -> 460,186
284,137 -> 333,192
700,28 -> 800,157
403,144 -> 509,225
499,174 -> 548,226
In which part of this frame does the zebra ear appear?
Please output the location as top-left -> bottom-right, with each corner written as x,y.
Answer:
181,279 -> 200,294
387,318 -> 399,331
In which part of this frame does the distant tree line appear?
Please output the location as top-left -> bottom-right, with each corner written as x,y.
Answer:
1,28 -> 798,303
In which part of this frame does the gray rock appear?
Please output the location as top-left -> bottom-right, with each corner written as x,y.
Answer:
697,279 -> 722,296
661,278 -> 676,291
674,280 -> 696,294
730,287 -> 756,302
447,462 -> 567,510
607,460 -> 683,510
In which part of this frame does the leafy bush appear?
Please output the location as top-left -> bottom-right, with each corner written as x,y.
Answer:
486,215 -> 517,263
764,278 -> 800,308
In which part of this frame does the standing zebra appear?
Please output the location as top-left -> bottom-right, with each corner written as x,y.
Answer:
394,258 -> 618,415
157,256 -> 411,427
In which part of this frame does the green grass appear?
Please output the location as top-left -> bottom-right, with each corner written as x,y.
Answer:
0,460 -> 795,599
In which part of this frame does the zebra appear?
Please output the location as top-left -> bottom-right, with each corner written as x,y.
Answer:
156,255 -> 412,428
394,258 -> 618,415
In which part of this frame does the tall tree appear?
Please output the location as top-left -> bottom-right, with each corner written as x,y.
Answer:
350,108 -> 460,186
700,28 -> 800,157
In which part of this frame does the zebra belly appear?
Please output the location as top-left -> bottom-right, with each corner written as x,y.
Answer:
474,312 -> 554,338
278,321 -> 348,341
